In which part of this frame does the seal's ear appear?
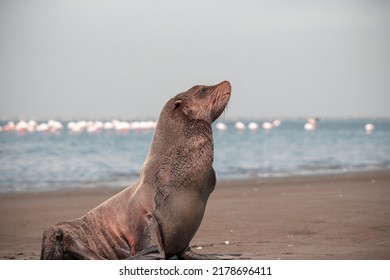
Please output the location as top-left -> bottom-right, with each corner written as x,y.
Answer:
173,99 -> 189,116
173,100 -> 182,110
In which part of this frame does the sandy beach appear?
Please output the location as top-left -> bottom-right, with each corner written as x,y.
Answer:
0,171 -> 389,260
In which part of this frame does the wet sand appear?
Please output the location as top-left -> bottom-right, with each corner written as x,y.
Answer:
0,171 -> 389,260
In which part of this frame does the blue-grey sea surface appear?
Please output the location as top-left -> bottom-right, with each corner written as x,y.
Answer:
0,119 -> 389,193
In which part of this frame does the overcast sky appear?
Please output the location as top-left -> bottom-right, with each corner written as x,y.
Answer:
1,0 -> 389,120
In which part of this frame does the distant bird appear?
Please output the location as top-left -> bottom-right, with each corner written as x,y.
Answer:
304,122 -> 316,131
304,117 -> 319,131
87,123 -> 100,133
262,122 -> 273,130
114,121 -> 131,132
48,120 -> 63,132
27,120 -> 37,132
104,122 -> 114,130
272,119 -> 282,127
365,123 -> 375,134
15,121 -> 29,132
235,121 -> 246,130
36,123 -> 50,132
248,122 -> 259,131
3,122 -> 16,131
215,122 -> 227,131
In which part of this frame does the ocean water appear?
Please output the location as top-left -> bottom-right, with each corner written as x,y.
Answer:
0,119 -> 389,193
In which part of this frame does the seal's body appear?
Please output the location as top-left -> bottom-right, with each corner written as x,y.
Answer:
41,81 -> 231,259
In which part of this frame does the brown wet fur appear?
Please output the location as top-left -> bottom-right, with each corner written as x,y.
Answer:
40,81 -> 231,260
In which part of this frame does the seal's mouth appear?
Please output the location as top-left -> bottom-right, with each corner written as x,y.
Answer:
207,81 -> 231,122
216,81 -> 231,99
223,91 -> 231,99
214,91 -> 230,104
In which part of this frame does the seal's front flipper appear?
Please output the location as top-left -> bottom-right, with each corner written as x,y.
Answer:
126,245 -> 164,260
126,214 -> 166,260
177,247 -> 236,260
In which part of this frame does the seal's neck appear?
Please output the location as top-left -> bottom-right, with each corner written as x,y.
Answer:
152,115 -> 213,153
141,117 -> 214,184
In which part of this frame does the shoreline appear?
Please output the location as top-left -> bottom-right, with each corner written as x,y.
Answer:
0,170 -> 389,260
1,168 -> 389,195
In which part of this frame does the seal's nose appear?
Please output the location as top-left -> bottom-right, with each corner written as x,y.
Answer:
220,80 -> 230,86
217,81 -> 231,92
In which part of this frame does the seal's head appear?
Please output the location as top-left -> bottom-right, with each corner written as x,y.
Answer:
171,81 -> 231,123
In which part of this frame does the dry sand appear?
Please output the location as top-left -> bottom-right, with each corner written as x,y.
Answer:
0,171 -> 389,260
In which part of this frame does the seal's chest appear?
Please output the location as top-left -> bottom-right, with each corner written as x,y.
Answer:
160,195 -> 206,252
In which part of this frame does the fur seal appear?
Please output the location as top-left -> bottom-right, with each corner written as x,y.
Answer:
40,81 -> 231,260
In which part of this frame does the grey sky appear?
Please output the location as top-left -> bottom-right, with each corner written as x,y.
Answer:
1,0 -> 389,120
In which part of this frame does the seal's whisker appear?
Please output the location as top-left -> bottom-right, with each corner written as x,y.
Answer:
191,105 -> 202,128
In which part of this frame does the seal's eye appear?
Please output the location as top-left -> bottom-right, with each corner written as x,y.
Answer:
200,88 -> 207,94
